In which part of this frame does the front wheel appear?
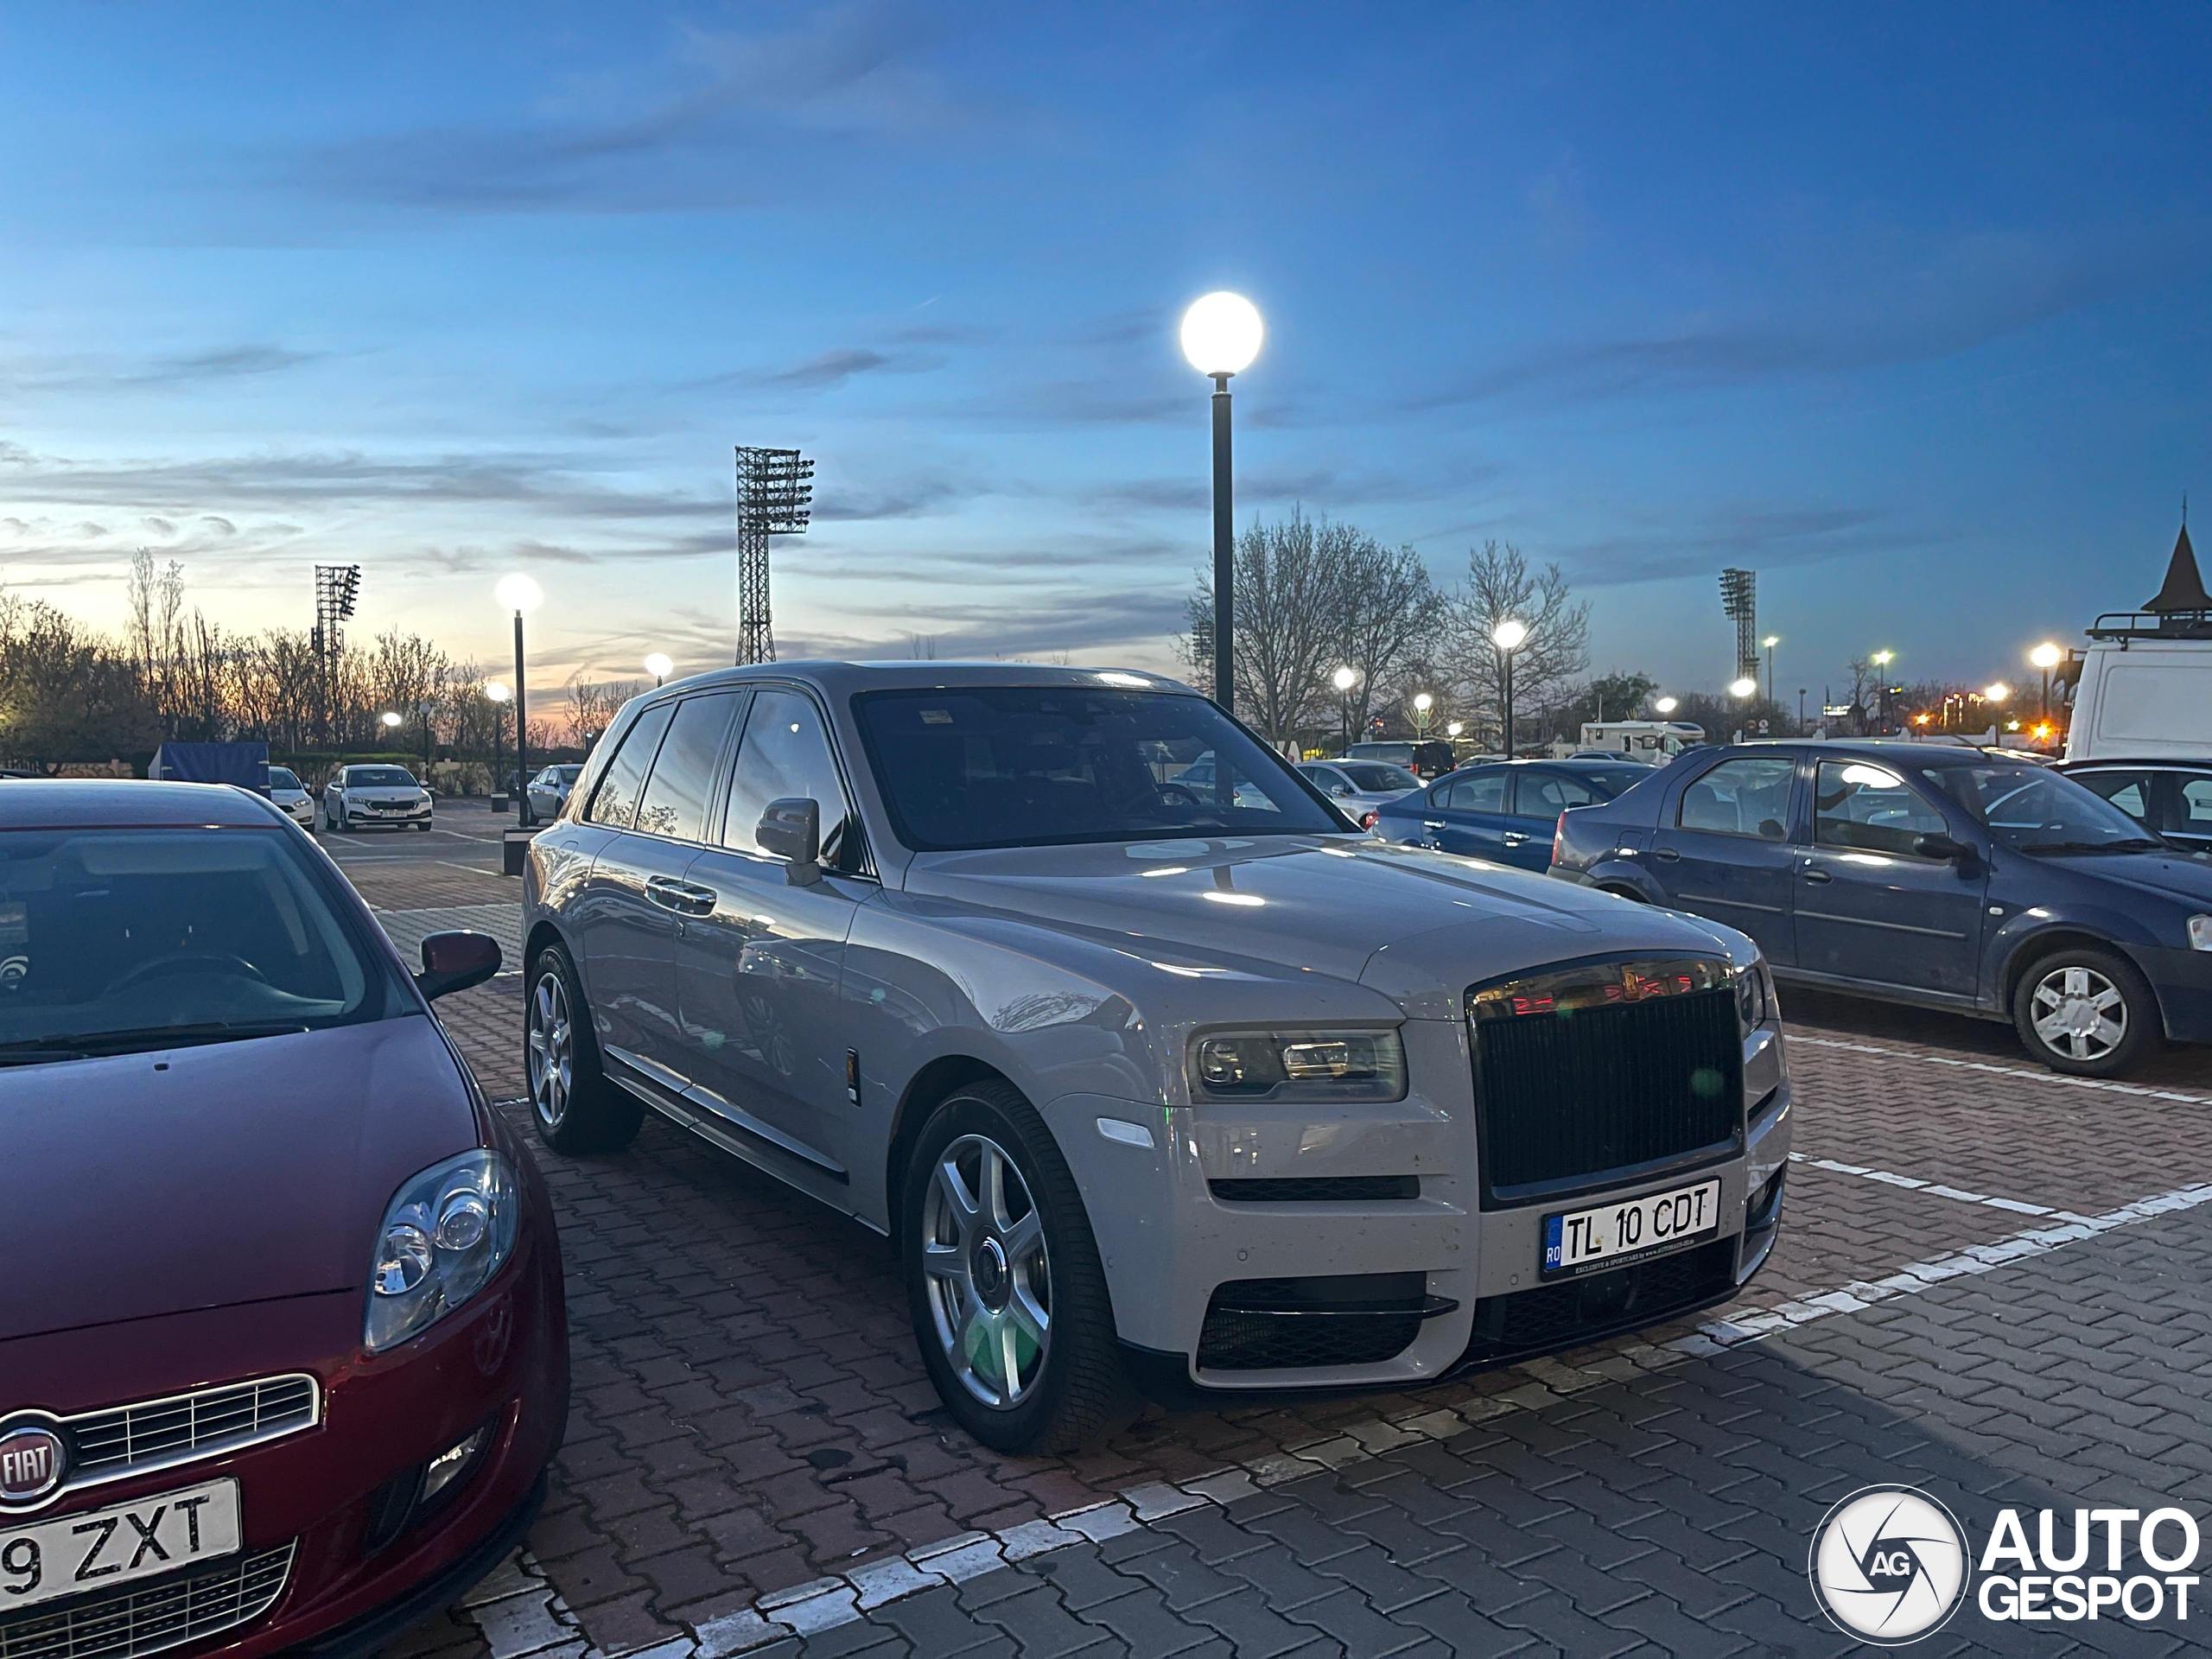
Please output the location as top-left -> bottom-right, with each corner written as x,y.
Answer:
525,943 -> 642,1154
902,1081 -> 1138,1454
2012,945 -> 2162,1077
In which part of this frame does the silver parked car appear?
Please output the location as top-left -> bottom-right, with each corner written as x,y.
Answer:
1297,760 -> 1422,828
520,664 -> 1790,1452
527,764 -> 584,821
323,764 -> 433,831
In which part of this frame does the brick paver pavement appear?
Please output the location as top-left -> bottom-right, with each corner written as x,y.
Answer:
345,830 -> 2212,1657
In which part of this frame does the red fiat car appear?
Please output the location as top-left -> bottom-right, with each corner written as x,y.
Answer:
0,782 -> 566,1659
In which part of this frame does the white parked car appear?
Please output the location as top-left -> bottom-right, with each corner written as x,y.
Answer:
1297,760 -> 1422,828
522,664 -> 1790,1453
527,764 -> 584,821
322,764 -> 433,831
268,764 -> 316,829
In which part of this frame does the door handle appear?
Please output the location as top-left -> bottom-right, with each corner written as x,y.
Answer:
678,883 -> 720,916
1502,832 -> 1528,844
1652,849 -> 1681,862
646,875 -> 709,913
1422,820 -> 1446,830
1802,868 -> 1832,885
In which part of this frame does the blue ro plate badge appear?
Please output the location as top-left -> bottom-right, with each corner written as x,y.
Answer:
1543,1177 -> 1722,1277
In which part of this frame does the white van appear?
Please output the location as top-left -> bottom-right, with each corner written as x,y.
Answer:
2064,524 -> 2212,761
1577,720 -> 1706,763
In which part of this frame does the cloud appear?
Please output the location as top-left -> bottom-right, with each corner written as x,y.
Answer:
288,2 -> 976,213
1557,504 -> 1900,586
695,346 -> 950,391
1,343 -> 323,394
781,586 -> 1187,663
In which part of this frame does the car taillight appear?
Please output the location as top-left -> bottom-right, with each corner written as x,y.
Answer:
1362,810 -> 1380,830
1552,812 -> 1567,866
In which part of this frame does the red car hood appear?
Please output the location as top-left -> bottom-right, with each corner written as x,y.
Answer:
1,1015 -> 482,1344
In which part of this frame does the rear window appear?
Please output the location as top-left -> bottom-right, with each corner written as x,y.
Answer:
1339,763 -> 1419,791
0,828 -> 401,1059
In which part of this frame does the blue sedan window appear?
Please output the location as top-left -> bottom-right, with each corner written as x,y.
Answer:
1815,761 -> 1948,855
1678,758 -> 1794,840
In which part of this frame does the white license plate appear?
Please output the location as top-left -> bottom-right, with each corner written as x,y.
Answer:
0,1478 -> 240,1611
1543,1178 -> 1722,1277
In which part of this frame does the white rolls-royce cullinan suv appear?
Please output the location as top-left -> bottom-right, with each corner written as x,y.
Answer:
520,664 -> 1790,1452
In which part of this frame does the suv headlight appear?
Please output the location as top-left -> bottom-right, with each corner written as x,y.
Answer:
365,1150 -> 519,1353
2190,915 -> 2212,952
1188,1028 -> 1407,1103
1736,958 -> 1776,1030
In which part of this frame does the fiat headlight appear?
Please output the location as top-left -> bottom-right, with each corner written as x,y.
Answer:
365,1150 -> 518,1352
1189,1028 -> 1407,1103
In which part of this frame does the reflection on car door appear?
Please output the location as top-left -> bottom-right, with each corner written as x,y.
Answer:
1422,771 -> 1510,858
1649,755 -> 1801,964
1505,771 -> 1599,871
571,703 -> 682,1065
1794,759 -> 1986,997
675,688 -> 869,1189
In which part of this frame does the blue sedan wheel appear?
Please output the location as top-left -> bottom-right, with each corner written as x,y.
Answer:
2012,946 -> 2160,1077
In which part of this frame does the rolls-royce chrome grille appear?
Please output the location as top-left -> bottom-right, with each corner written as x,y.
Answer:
0,1542 -> 294,1659
0,1377 -> 319,1515
1469,957 -> 1744,1207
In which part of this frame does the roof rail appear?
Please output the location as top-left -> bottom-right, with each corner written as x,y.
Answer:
2087,609 -> 2212,641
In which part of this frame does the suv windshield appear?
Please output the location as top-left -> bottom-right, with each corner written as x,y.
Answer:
1931,765 -> 2161,852
347,767 -> 417,788
0,827 -> 399,1060
1338,763 -> 1419,791
855,688 -> 1344,850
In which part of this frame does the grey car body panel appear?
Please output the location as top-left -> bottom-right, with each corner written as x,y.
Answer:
526,662 -> 1791,1390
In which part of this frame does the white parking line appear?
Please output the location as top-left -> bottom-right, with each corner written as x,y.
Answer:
461,1103 -> 2212,1656
1789,1033 -> 2212,1105
1786,1152 -> 2093,1223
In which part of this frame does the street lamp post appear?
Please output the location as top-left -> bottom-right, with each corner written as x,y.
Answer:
1180,293 -> 1263,714
1871,650 -> 1894,734
1412,690 -> 1433,738
1491,619 -> 1529,755
2030,641 -> 2063,725
486,682 -> 511,811
1762,636 -> 1778,707
645,652 -> 673,689
498,575 -> 543,827
1331,664 -> 1359,751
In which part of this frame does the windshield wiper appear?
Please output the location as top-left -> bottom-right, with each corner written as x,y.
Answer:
2016,837 -> 2166,855
0,1021 -> 311,1059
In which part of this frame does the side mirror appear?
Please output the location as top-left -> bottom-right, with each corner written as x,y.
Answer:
1332,784 -> 1354,798
1914,831 -> 1971,862
416,931 -> 502,1001
759,797 -> 822,885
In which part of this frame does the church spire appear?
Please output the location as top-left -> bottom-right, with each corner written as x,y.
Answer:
2145,518 -> 2212,614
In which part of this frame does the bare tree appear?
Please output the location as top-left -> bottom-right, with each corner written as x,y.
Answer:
1446,541 -> 1590,747
566,677 -> 640,749
1335,531 -> 1439,741
1185,512 -> 1350,748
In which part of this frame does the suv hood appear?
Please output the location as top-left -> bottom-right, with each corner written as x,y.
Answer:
903,836 -> 1753,1018
0,1015 -> 480,1344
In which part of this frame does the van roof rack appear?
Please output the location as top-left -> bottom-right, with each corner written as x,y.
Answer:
2089,523 -> 2212,639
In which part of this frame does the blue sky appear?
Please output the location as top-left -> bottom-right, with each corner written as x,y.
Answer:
2,2 -> 2207,704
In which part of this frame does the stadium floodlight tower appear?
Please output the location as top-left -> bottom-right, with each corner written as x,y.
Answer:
312,563 -> 362,744
1719,568 -> 1759,690
734,447 -> 814,665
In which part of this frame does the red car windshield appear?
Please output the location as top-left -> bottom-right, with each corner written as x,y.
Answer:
0,827 -> 400,1060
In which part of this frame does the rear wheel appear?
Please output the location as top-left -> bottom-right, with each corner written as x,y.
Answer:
526,942 -> 642,1154
2012,945 -> 2161,1077
901,1080 -> 1138,1454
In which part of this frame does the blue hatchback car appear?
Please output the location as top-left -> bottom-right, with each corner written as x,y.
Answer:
1549,741 -> 2212,1077
1374,758 -> 1656,869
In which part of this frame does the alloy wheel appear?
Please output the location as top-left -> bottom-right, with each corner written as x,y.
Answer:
2030,963 -> 2126,1062
527,971 -> 575,1129
919,1133 -> 1052,1409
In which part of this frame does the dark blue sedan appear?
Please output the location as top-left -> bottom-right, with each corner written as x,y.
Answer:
1549,741 -> 2212,1077
1374,758 -> 1656,869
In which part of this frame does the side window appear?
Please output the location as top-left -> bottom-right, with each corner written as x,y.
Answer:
1678,757 -> 1796,840
2075,770 -> 2151,823
1814,760 -> 1948,855
584,703 -> 674,830
634,692 -> 744,842
2179,777 -> 2212,827
1447,772 -> 1507,812
720,690 -> 855,861
1519,772 -> 1599,815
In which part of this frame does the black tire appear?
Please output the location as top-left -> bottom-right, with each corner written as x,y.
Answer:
2011,944 -> 2163,1077
901,1080 -> 1140,1454
525,942 -> 642,1154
